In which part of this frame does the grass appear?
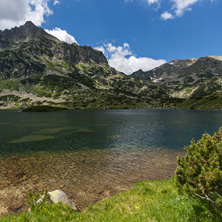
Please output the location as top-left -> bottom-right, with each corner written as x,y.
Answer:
1,178 -> 220,222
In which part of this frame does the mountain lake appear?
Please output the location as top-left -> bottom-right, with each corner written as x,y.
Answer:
1,109 -> 222,215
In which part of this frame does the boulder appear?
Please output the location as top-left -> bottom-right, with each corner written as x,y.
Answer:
38,190 -> 78,211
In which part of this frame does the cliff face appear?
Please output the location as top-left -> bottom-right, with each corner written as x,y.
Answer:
0,22 -> 169,109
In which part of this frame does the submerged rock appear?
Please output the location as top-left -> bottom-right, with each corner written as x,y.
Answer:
8,169 -> 24,179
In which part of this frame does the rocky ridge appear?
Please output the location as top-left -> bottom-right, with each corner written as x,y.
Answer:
131,56 -> 222,88
1,21 -> 222,110
0,21 -> 170,109
130,56 -> 222,109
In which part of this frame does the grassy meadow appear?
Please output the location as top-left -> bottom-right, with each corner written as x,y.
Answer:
1,178 -> 220,222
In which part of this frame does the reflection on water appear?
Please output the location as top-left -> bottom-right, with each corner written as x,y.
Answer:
1,109 -> 222,216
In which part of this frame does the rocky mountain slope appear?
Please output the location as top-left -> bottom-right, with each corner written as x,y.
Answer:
0,21 -> 170,109
131,56 -> 222,110
131,56 -> 222,88
1,21 -> 222,110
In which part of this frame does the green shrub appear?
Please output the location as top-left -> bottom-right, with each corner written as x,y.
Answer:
176,127 -> 222,214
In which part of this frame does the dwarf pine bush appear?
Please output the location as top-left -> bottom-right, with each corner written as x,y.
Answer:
176,127 -> 222,213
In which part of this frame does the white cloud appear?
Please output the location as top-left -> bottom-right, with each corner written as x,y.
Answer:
53,0 -> 60,5
172,0 -> 199,17
161,11 -> 174,20
94,46 -> 105,54
95,43 -> 166,75
45,27 -> 78,44
147,0 -> 160,5
0,0 -> 52,30
125,0 -> 207,20
127,0 -> 160,4
160,0 -> 200,20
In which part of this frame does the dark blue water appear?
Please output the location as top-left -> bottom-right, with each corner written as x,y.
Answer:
0,109 -> 222,156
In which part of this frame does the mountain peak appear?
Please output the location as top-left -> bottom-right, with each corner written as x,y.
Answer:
207,56 -> 222,61
0,21 -> 59,50
1,20 -> 45,43
22,21 -> 42,33
0,21 -> 108,79
24,21 -> 36,27
168,58 -> 198,67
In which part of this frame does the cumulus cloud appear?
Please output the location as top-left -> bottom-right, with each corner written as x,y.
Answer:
0,0 -> 52,30
95,43 -> 166,75
53,0 -> 60,5
161,11 -> 174,20
146,0 -> 160,5
126,0 -> 160,4
172,0 -> 199,17
45,27 -> 78,44
94,46 -> 106,54
125,0 -> 210,20
160,0 -> 200,20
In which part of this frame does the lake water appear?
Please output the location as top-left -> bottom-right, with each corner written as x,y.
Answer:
1,109 -> 222,156
1,109 -> 222,215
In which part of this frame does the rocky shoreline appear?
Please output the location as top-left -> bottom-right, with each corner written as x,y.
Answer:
0,148 -> 184,217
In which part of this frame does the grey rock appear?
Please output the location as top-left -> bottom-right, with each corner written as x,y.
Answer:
38,190 -> 78,211
48,190 -> 78,211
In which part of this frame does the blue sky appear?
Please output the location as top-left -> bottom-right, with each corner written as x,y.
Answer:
0,0 -> 222,74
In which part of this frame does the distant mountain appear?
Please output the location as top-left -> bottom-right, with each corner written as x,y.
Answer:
131,56 -> 222,88
130,56 -> 222,109
130,69 -> 152,81
0,21 -> 170,109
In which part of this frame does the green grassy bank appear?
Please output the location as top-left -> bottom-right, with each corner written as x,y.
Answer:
1,178 -> 220,222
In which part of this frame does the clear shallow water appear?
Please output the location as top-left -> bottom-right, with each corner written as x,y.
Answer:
1,109 -> 222,215
1,109 -> 222,156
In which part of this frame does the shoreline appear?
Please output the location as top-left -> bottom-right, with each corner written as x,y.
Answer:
0,148 -> 184,217
1,108 -> 222,111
